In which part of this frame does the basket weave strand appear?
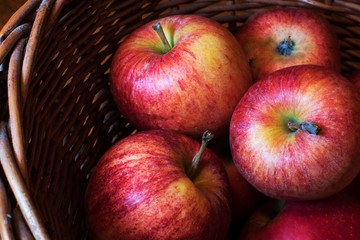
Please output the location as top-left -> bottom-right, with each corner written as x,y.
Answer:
0,0 -> 40,42
0,175 -> 13,240
0,1 -> 359,239
0,122 -> 49,239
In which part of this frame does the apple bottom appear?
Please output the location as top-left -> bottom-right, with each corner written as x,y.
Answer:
235,7 -> 341,82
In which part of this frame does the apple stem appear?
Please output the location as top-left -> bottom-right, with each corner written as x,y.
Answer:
152,22 -> 172,52
276,36 -> 295,56
188,131 -> 214,179
288,121 -> 321,135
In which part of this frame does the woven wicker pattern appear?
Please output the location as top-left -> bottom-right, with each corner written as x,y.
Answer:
0,0 -> 360,239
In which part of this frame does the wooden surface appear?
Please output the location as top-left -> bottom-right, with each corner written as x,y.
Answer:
0,0 -> 27,29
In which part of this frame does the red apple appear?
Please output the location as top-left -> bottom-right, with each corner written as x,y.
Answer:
239,193 -> 360,240
110,15 -> 252,140
209,135 -> 267,223
348,69 -> 360,89
85,130 -> 231,240
223,158 -> 267,222
208,135 -> 268,237
342,173 -> 360,201
230,65 -> 360,200
235,8 -> 341,82
223,157 -> 268,238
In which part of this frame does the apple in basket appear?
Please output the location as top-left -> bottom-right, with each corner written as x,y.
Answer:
223,157 -> 268,228
343,173 -> 360,201
208,135 -> 268,233
235,7 -> 341,82
109,14 -> 252,140
348,69 -> 360,89
230,65 -> 360,200
84,130 -> 231,240
239,193 -> 360,240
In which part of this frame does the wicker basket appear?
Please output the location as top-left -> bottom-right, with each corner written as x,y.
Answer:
0,0 -> 359,239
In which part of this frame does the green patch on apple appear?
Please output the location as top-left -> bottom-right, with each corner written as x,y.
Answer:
278,112 -> 300,134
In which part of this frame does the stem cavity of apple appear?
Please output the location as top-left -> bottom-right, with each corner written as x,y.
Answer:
187,131 -> 214,179
152,22 -> 172,53
276,36 -> 295,56
288,121 -> 321,135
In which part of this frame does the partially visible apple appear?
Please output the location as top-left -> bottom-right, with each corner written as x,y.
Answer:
348,69 -> 360,89
208,135 -> 268,238
239,193 -> 360,240
223,158 -> 267,222
85,130 -> 231,240
230,65 -> 360,200
223,157 -> 268,238
342,173 -> 360,201
235,7 -> 341,82
110,15 -> 252,140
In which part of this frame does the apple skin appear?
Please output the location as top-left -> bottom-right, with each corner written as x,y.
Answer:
84,129 -> 231,240
235,7 -> 341,82
110,15 -> 252,140
230,64 -> 360,200
239,193 -> 360,240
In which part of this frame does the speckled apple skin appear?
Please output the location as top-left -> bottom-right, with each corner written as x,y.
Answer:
85,130 -> 231,240
110,15 -> 252,140
235,8 -> 341,82
230,65 -> 360,200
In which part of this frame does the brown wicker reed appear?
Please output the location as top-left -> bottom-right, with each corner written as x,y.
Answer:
0,0 -> 360,239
